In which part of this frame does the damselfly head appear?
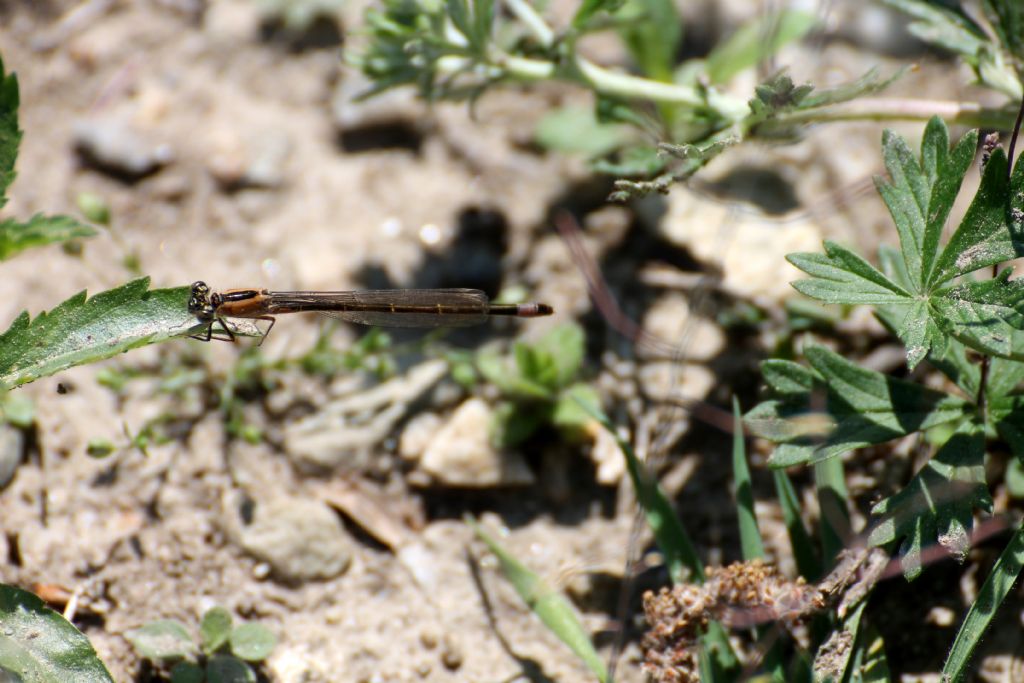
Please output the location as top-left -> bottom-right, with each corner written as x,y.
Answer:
188,281 -> 218,320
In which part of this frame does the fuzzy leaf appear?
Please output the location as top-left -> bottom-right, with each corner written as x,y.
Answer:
229,624 -> 276,662
746,345 -> 972,467
931,148 -> 1024,285
0,278 -> 199,391
200,607 -> 232,655
788,241 -> 912,304
868,421 -> 991,580
931,271 -> 1024,360
0,214 -> 96,261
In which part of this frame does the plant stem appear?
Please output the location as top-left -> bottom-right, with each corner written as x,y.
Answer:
774,98 -> 1017,130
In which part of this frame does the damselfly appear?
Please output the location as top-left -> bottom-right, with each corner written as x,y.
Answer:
188,281 -> 553,342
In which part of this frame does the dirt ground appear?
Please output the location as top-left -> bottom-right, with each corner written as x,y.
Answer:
1,1 -> 1022,682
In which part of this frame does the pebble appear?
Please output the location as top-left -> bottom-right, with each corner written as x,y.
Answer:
73,119 -> 174,179
235,497 -> 354,582
0,424 -> 23,490
662,186 -> 822,304
207,128 -> 292,190
640,293 -> 725,361
418,398 -> 535,487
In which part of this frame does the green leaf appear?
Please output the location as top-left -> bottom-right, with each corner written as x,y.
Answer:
1,392 -> 34,428
989,394 -> 1024,457
746,345 -> 972,467
930,148 -> 1024,286
0,583 -> 114,682
587,408 -> 702,583
773,469 -> 821,581
229,623 -> 276,662
705,10 -> 817,85
199,607 -> 232,655
931,271 -> 1024,360
0,279 -> 199,391
124,620 -> 196,663
532,322 -> 586,389
551,382 -> 601,432
788,241 -> 912,304
873,120 -> 978,288
206,654 -> 256,683
617,0 -> 681,81
984,0 -> 1024,58
170,661 -> 204,683
0,56 -> 20,208
882,0 -> 988,58
534,106 -> 630,156
731,397 -> 765,560
572,0 -> 625,28
942,519 -> 1024,682
868,421 -> 991,579
0,214 -> 97,261
467,517 -> 608,682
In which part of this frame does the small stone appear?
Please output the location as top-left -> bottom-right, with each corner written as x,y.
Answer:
419,399 -> 535,487
440,635 -> 463,670
637,361 -> 715,404
73,119 -> 174,179
236,497 -> 353,582
399,412 -> 442,462
640,293 -> 725,362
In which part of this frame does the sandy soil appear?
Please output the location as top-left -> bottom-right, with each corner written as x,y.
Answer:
0,1 -> 1021,682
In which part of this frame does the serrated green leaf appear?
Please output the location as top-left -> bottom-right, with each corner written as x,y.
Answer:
124,620 -> 196,663
534,106 -> 630,156
788,241 -> 912,304
206,654 -> 256,683
705,10 -> 816,85
990,394 -> 1024,457
0,56 -> 20,208
0,214 -> 96,261
761,358 -> 816,395
931,149 -> 1024,285
882,0 -> 988,57
229,623 -> 276,662
942,518 -> 1024,682
200,607 -> 232,655
985,356 -> 1024,397
799,66 -> 907,109
746,346 -> 972,467
931,271 -> 1024,360
467,517 -> 609,683
0,583 -> 114,682
0,278 -> 199,391
868,421 -> 991,580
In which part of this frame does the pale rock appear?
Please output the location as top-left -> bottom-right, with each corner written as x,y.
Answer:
638,361 -> 715,404
662,186 -> 822,304
419,398 -> 535,487
233,496 -> 353,582
640,293 -> 725,361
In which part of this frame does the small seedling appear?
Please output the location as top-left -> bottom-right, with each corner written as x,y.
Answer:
125,606 -> 277,683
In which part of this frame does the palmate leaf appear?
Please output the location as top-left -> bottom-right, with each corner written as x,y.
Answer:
745,345 -> 972,467
931,271 -> 1024,359
0,214 -> 96,261
874,116 -> 977,288
868,421 -> 991,580
0,278 -> 198,391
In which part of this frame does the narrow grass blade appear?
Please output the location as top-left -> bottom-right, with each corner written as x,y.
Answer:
467,517 -> 608,682
942,520 -> 1024,682
814,456 -> 851,568
589,407 -> 702,582
773,469 -> 821,581
732,397 -> 765,560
